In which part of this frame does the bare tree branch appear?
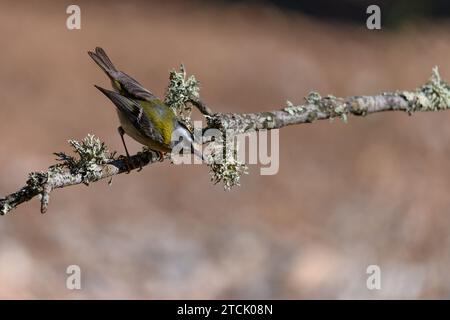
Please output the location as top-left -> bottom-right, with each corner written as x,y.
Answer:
1,66 -> 450,215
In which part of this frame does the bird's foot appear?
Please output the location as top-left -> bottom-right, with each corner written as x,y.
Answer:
137,158 -> 143,172
118,155 -> 132,174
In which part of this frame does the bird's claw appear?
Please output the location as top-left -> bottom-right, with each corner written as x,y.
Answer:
137,159 -> 143,172
118,155 -> 132,174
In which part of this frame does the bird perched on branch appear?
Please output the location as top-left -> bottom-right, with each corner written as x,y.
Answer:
88,47 -> 202,170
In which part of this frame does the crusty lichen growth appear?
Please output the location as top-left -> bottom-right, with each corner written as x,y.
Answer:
26,171 -> 48,190
401,66 -> 450,114
0,171 -> 49,215
164,64 -> 200,129
323,95 -> 348,123
165,65 -> 248,189
284,92 -> 348,123
283,100 -> 306,115
53,134 -> 112,184
281,67 -> 450,124
0,202 -> 11,215
1,135 -> 112,215
207,136 -> 248,190
0,134 -> 162,215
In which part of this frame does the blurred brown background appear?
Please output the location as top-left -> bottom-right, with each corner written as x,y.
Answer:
1,0 -> 450,299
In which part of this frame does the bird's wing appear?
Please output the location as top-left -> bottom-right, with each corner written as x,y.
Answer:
88,47 -> 157,101
115,72 -> 158,101
95,86 -> 164,144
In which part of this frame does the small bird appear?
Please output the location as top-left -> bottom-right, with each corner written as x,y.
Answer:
89,48 -> 202,170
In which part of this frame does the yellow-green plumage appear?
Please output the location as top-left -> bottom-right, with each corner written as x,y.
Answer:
112,79 -> 122,93
138,99 -> 176,147
95,85 -> 195,154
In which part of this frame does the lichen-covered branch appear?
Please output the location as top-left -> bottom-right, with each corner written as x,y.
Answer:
1,66 -> 450,215
0,135 -> 164,215
207,67 -> 450,134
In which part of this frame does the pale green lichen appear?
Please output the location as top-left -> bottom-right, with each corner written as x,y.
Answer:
0,202 -> 12,215
330,98 -> 348,123
318,95 -> 348,123
164,65 -> 248,189
164,66 -> 248,189
207,137 -> 248,190
305,91 -> 322,104
26,171 -> 48,189
0,171 -> 49,215
286,93 -> 348,123
259,112 -> 277,129
53,134 -> 111,183
401,66 -> 450,114
283,100 -> 306,115
164,64 -> 200,128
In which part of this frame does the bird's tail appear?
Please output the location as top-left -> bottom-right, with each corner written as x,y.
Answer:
88,47 -> 118,78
